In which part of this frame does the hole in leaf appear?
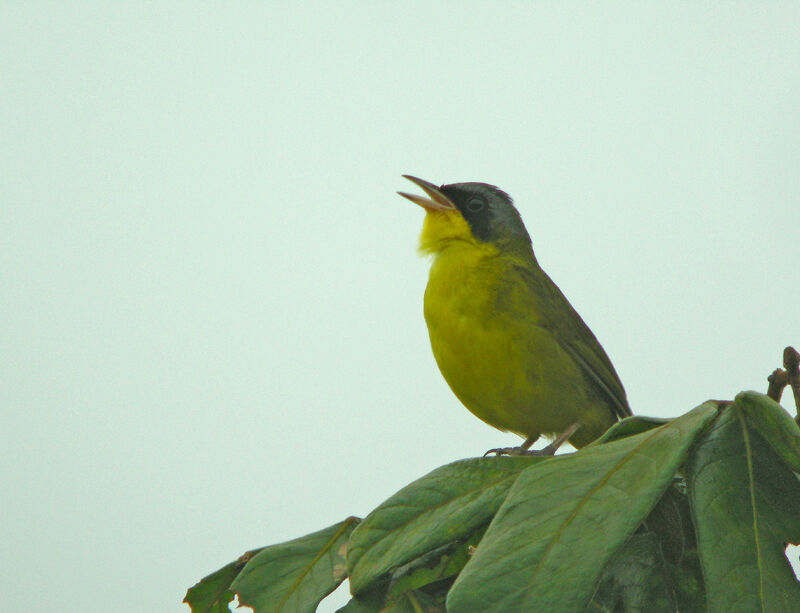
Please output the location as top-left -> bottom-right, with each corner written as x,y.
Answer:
785,544 -> 800,581
319,580 -> 351,611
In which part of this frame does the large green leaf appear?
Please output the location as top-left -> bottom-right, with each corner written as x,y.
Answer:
687,398 -> 800,612
346,456 -> 539,595
446,402 -> 718,613
736,390 -> 800,473
230,517 -> 359,613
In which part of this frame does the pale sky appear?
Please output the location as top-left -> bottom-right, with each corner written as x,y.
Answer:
2,4 -> 799,612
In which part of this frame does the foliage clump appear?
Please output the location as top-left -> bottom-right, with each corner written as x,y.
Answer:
186,376 -> 800,612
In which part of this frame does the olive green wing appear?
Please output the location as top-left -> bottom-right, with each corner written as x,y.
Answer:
561,338 -> 632,419
514,264 -> 632,420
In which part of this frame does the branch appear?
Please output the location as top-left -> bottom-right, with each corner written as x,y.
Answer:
766,368 -> 787,403
782,346 -> 800,425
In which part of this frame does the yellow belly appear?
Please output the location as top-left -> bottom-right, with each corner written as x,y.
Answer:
423,243 -> 613,445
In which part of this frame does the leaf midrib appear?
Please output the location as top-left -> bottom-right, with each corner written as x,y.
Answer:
737,409 -> 765,610
522,424 -> 669,599
271,517 -> 356,612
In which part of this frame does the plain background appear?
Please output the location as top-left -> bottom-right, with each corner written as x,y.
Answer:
2,3 -> 799,612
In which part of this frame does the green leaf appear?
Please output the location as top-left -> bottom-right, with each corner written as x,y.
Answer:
446,402 -> 718,613
184,561 -> 238,613
385,524 -> 485,600
346,456 -> 539,595
337,590 -> 445,613
589,531 -> 677,612
341,527 -> 483,613
589,481 -> 706,611
384,546 -> 461,598
687,400 -> 800,612
592,415 -> 671,444
184,548 -> 265,613
231,517 -> 359,613
641,482 -> 706,611
736,390 -> 800,473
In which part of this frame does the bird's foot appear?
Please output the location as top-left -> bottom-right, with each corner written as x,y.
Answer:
484,423 -> 582,457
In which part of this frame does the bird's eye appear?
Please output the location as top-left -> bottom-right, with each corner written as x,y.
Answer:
466,197 -> 485,212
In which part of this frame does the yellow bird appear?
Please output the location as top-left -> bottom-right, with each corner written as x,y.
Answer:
399,175 -> 631,454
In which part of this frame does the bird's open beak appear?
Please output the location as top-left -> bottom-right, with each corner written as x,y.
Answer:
398,175 -> 456,211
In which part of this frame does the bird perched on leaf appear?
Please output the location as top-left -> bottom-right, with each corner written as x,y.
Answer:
398,175 -> 631,454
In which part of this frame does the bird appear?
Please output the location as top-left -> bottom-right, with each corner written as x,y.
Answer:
398,175 -> 632,454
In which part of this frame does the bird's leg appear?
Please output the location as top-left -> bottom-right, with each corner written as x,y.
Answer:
484,423 -> 581,457
537,422 -> 581,455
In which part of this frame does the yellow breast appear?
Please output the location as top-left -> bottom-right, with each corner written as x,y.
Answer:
419,211 -> 607,441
